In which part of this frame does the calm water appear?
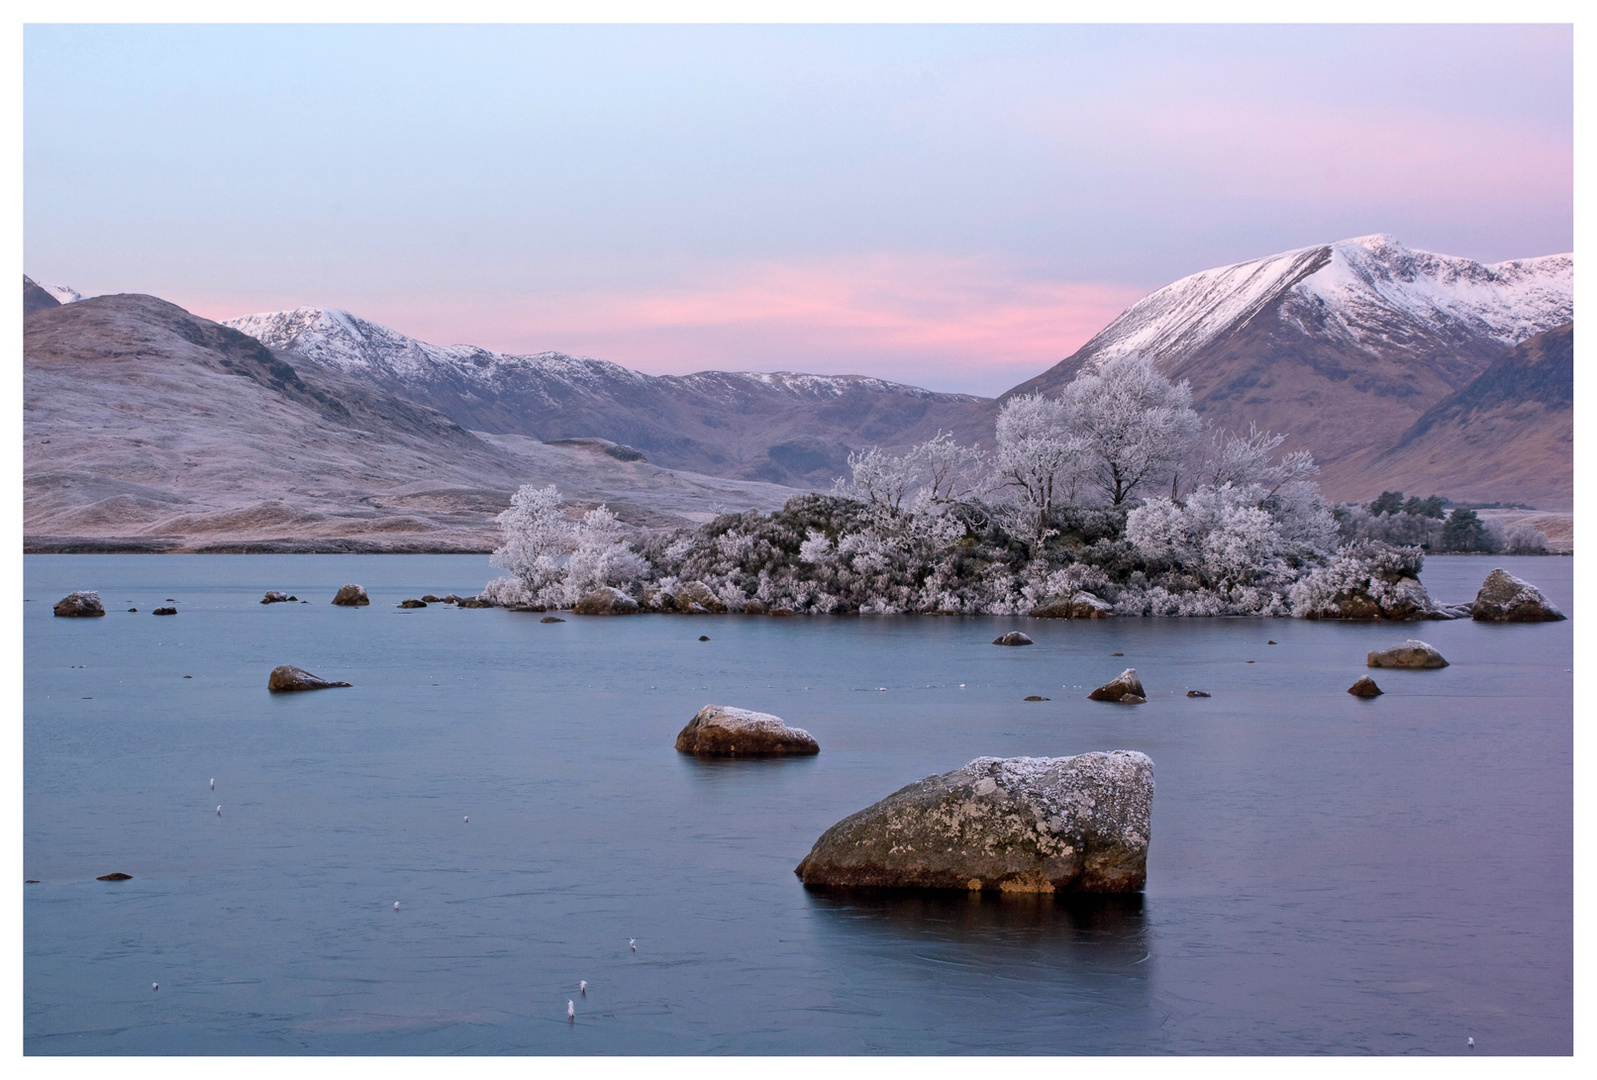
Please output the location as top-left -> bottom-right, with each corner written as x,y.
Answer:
23,555 -> 1572,1055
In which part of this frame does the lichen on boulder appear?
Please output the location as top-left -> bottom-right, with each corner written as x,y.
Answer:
675,704 -> 819,756
1471,568 -> 1566,622
795,751 -> 1153,894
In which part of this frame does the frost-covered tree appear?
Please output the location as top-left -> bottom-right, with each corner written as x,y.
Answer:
841,445 -> 919,518
908,430 -> 987,505
485,484 -> 574,605
561,505 -> 648,602
1060,354 -> 1202,506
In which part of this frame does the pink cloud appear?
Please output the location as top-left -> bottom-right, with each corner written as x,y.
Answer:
332,254 -> 1147,397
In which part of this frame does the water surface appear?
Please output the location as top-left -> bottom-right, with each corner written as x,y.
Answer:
23,555 -> 1572,1054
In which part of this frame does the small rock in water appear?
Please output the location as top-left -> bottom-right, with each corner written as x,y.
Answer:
1089,668 -> 1146,703
127,608 -> 137,613
1186,690 -> 1211,698
26,879 -> 40,883
331,584 -> 370,607
399,599 -> 427,608
261,591 -> 293,604
153,607 -> 177,616
993,632 -> 1034,646
97,872 -> 132,881
540,616 -> 565,623
1367,640 -> 1448,669
54,591 -> 106,617
699,635 -> 710,641
1112,652 -> 1124,657
1471,568 -> 1565,622
675,704 -> 819,756
1347,676 -> 1383,698
1267,640 -> 1277,645
1023,695 -> 1050,701
769,608 -> 795,617
421,595 -> 443,603
184,675 -> 192,679
795,751 -> 1154,894
267,664 -> 352,692
456,597 -> 493,608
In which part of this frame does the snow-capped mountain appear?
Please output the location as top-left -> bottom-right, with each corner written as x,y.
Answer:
224,306 -> 993,486
1006,235 -> 1573,492
39,281 -> 83,304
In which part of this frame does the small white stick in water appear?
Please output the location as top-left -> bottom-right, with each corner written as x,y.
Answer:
394,901 -> 400,911
579,980 -> 587,995
629,938 -> 636,951
210,779 -> 215,790
215,805 -> 222,816
464,816 -> 469,824
567,1000 -> 575,1021
152,982 -> 159,991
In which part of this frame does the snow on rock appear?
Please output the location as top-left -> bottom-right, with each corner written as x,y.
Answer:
1470,568 -> 1566,622
1076,235 -> 1573,370
794,751 -> 1154,894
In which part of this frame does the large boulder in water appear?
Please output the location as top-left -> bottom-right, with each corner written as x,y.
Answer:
1367,640 -> 1449,669
573,586 -> 640,615
331,584 -> 369,607
1031,592 -> 1114,619
993,631 -> 1034,646
54,591 -> 105,617
1089,668 -> 1146,703
267,665 -> 352,692
795,751 -> 1153,894
1471,568 -> 1566,622
675,704 -> 819,756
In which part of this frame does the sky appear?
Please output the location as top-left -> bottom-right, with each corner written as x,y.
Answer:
23,23 -> 1574,396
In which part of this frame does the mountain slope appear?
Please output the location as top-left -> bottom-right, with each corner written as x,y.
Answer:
224,307 -> 995,487
24,293 -> 807,551
1321,321 -> 1573,509
1003,235 -> 1573,496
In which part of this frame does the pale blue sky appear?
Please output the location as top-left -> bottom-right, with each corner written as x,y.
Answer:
24,24 -> 1574,395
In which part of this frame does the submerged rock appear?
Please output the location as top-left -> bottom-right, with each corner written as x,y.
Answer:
152,607 -> 177,616
993,631 -> 1034,646
1030,592 -> 1114,619
331,584 -> 370,607
1023,695 -> 1050,701
1471,568 -> 1566,622
540,616 -> 565,623
675,704 -> 819,756
1347,676 -> 1383,697
1367,640 -> 1448,669
54,591 -> 105,617
1186,690 -> 1211,698
399,599 -> 427,609
97,872 -> 133,881
794,751 -> 1153,894
573,587 -> 640,616
1089,668 -> 1146,703
267,664 -> 352,692
456,596 -> 492,608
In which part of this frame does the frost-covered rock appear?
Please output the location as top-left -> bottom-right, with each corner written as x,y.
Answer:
53,591 -> 105,617
1347,676 -> 1383,697
1470,568 -> 1566,622
261,591 -> 296,604
573,586 -> 640,615
1089,668 -> 1146,703
1031,592 -> 1114,619
1288,541 -> 1444,620
331,584 -> 370,607
267,665 -> 352,692
993,631 -> 1034,646
1367,640 -> 1448,669
674,704 -> 819,756
794,751 -> 1153,894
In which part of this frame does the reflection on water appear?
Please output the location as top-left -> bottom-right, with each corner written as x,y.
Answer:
23,554 -> 1571,1055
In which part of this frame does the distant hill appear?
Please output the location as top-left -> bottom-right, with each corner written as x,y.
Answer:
225,306 -> 995,488
1323,321 -> 1572,510
23,291 -> 806,552
1001,235 -> 1572,504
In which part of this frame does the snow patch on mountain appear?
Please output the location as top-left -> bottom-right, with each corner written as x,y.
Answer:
224,307 -> 977,404
1079,234 -> 1573,368
39,281 -> 84,304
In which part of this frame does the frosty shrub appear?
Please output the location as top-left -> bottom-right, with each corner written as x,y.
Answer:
1504,523 -> 1551,554
1060,354 -> 1202,506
